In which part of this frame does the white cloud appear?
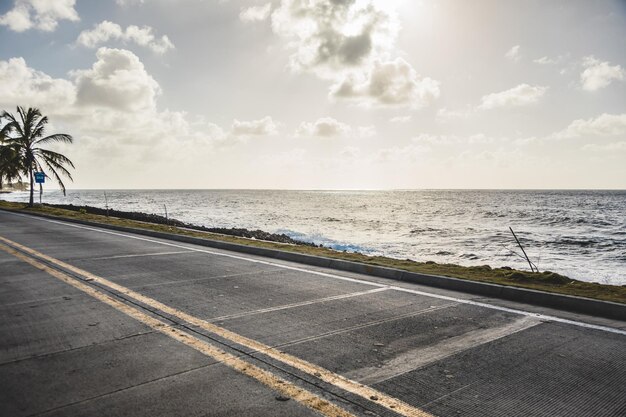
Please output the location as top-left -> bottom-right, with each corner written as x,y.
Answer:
554,113 -> 626,139
478,84 -> 547,110
436,107 -> 473,122
533,56 -> 555,65
297,117 -> 350,137
580,56 -> 625,91
71,48 -> 161,112
0,0 -> 78,32
582,141 -> 626,152
231,116 -> 278,136
296,117 -> 375,138
0,57 -> 76,110
330,58 -> 440,108
505,45 -> 521,62
116,0 -> 146,5
262,1 -> 440,109
240,3 -> 272,23
413,133 -> 497,146
339,146 -> 360,159
389,115 -> 411,123
77,21 -> 174,54
271,0 -> 399,76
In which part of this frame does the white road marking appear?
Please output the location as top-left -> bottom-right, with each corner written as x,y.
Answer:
275,304 -> 456,348
346,315 -> 541,384
209,287 -> 389,322
89,250 -> 194,261
2,211 -> 625,336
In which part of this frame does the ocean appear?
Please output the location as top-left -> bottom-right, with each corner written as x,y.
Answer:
2,189 -> 625,285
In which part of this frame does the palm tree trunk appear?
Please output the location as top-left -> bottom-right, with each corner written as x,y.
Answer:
29,168 -> 34,207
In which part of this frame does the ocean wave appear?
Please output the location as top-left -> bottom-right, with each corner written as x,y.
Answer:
410,227 -> 440,234
277,229 -> 371,254
322,217 -> 342,222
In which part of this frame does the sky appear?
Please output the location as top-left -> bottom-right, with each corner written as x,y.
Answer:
0,0 -> 625,190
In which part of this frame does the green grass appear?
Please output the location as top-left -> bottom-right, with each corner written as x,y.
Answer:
1,200 -> 624,304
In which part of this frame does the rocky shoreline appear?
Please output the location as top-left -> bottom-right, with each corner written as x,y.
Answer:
46,203 -> 320,247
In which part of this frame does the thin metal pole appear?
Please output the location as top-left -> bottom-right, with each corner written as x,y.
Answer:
509,227 -> 535,272
104,191 -> 109,217
164,204 -> 168,225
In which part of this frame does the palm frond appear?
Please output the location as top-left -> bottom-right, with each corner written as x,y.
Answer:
33,115 -> 48,135
17,107 -> 28,137
41,160 -> 68,195
1,112 -> 22,138
35,148 -> 75,169
35,133 -> 73,146
40,155 -> 74,181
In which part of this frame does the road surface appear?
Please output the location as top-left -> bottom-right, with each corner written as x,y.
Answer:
1,210 -> 625,417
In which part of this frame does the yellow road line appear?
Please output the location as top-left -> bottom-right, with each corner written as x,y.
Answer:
0,235 -> 435,417
0,241 -> 357,417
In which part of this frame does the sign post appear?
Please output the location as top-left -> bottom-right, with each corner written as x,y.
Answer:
34,172 -> 45,204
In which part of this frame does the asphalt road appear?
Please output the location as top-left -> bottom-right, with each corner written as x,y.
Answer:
1,210 -> 625,417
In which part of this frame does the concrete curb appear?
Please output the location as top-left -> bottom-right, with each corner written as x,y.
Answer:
3,208 -> 625,321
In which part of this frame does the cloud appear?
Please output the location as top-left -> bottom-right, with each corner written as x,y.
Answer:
339,146 -> 360,159
412,133 -> 497,146
534,56 -> 555,65
71,48 -> 161,112
580,56 -> 625,91
296,117 -> 375,138
261,1 -> 439,108
389,115 -> 411,123
231,116 -> 278,136
505,45 -> 521,62
0,0 -> 78,32
0,57 -> 76,110
297,117 -> 350,137
553,113 -> 626,139
436,106 -> 473,122
270,0 -> 399,76
330,58 -> 440,108
76,21 -> 174,54
478,83 -> 547,110
582,141 -> 626,152
240,3 -> 272,23
116,0 -> 146,5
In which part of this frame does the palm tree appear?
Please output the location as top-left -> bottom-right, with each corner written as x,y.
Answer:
1,107 -> 75,206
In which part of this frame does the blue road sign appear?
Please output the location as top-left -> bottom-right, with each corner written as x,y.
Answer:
34,172 -> 45,184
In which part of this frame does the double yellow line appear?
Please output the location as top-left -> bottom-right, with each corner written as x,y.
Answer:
0,235 -> 434,417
